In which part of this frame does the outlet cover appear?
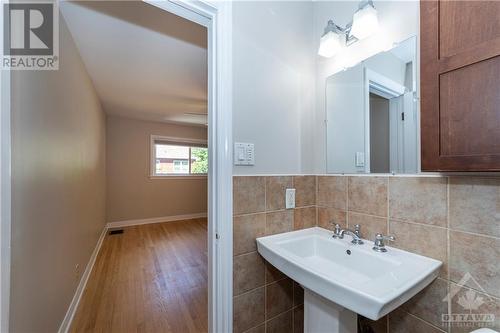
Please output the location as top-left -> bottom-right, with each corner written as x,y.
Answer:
285,188 -> 296,209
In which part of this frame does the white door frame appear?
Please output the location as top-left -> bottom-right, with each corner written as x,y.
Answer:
364,68 -> 405,173
0,51 -> 11,333
0,1 -> 233,332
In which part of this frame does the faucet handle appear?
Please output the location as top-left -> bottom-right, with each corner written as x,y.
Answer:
354,224 -> 361,237
381,234 -> 395,242
372,233 -> 395,252
350,224 -> 364,244
332,223 -> 343,238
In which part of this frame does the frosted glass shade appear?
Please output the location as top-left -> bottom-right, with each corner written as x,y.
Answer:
350,5 -> 379,40
318,31 -> 343,58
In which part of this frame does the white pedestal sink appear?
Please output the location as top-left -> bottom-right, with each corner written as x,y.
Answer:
256,227 -> 442,332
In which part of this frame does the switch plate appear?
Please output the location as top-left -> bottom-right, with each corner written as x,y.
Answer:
234,142 -> 255,166
285,188 -> 296,209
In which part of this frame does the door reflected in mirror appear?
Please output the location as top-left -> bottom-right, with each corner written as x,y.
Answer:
326,36 -> 418,174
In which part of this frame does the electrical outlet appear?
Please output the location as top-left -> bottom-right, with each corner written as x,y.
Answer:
285,188 -> 296,209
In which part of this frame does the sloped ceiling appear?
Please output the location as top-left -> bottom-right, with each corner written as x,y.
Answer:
61,1 -> 208,126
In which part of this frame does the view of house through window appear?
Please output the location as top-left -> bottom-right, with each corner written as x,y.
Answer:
154,142 -> 208,175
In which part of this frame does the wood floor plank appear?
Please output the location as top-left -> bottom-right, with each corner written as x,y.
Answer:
70,218 -> 208,333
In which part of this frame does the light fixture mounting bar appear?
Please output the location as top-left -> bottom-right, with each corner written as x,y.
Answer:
321,20 -> 358,46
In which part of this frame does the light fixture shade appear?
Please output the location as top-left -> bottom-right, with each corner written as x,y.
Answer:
318,31 -> 343,58
350,4 -> 379,40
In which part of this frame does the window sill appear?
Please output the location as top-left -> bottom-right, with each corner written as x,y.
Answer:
149,175 -> 208,180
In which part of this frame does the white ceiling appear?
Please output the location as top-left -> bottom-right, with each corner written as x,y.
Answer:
61,1 -> 208,126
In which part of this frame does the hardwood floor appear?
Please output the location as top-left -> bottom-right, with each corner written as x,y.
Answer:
70,218 -> 208,333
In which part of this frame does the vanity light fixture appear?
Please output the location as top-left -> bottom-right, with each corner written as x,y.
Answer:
318,0 -> 379,58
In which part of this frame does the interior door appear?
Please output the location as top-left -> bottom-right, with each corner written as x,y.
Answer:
389,95 -> 403,173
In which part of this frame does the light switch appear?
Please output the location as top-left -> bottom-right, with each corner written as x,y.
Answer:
355,152 -> 365,167
246,144 -> 254,165
285,188 -> 295,209
237,146 -> 245,161
234,142 -> 255,166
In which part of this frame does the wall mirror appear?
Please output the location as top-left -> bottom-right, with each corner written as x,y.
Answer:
325,36 -> 418,174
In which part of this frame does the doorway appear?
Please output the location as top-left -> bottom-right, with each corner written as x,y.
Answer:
369,93 -> 390,173
0,1 -> 232,332
365,69 -> 418,174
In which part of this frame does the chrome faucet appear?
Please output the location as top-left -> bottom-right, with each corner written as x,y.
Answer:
372,233 -> 395,252
332,224 -> 364,245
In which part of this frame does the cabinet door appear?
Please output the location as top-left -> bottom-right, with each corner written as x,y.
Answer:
420,0 -> 500,171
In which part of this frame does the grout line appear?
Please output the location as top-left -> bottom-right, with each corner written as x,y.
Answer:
446,176 -> 451,318
390,217 -> 449,231
448,280 -> 500,301
448,228 -> 500,241
242,303 -> 303,333
235,174 -> 449,178
446,277 -> 451,333
446,176 -> 450,230
233,249 -> 259,258
264,272 -> 268,322
233,285 -> 265,299
264,308 -> 294,325
294,205 -> 317,209
401,310 -> 448,333
264,177 -> 267,214
234,211 -> 266,218
386,177 -> 390,235
234,251 -> 258,258
264,278 -> 287,288
314,176 -> 318,228
346,176 -> 350,228
234,205 -> 320,219
233,276 -> 295,301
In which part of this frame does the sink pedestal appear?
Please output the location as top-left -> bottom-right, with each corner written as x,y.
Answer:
304,289 -> 357,333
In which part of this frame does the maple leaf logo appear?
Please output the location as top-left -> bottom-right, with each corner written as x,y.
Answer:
457,289 -> 484,312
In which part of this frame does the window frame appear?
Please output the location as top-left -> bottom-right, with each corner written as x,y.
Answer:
150,135 -> 208,179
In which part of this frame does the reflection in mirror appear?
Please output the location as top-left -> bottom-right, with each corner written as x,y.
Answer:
326,36 -> 418,174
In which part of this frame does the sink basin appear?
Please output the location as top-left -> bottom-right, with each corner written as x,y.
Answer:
257,227 -> 442,331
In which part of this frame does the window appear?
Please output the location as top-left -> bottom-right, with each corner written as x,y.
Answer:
173,160 -> 189,173
151,136 -> 208,176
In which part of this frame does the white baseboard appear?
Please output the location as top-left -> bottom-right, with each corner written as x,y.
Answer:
58,226 -> 108,333
106,212 -> 207,229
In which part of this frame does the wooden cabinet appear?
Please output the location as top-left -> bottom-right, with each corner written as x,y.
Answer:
420,1 -> 500,171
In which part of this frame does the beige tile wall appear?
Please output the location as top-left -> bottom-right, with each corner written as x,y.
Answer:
233,176 -> 315,333
233,175 -> 500,333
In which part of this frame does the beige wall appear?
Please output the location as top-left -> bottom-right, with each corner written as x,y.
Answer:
233,175 -> 500,333
106,115 -> 207,222
10,16 -> 106,332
